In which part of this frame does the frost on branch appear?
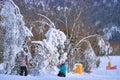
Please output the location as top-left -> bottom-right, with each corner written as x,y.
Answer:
0,0 -> 32,74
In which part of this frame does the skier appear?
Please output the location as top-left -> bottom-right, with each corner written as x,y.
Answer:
19,50 -> 28,76
57,60 -> 67,77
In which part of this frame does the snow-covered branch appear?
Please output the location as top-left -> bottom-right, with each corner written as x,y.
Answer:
38,14 -> 56,28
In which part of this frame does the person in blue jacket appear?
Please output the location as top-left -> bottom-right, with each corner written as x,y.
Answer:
57,60 -> 67,77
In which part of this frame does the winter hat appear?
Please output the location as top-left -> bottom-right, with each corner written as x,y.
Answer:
20,51 -> 24,57
60,59 -> 65,64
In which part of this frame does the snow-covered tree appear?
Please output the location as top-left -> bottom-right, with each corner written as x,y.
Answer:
29,28 -> 66,75
0,0 -> 32,74
67,34 -> 113,72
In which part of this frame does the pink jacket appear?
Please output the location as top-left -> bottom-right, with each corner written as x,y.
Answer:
19,55 -> 27,67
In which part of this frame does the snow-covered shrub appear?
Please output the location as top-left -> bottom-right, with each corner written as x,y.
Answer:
98,37 -> 113,56
74,40 -> 96,72
29,28 -> 66,75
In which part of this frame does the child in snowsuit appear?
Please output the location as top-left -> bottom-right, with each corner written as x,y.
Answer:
57,60 -> 67,77
19,51 -> 28,76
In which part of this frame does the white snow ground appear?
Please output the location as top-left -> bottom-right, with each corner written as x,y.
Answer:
0,56 -> 120,80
